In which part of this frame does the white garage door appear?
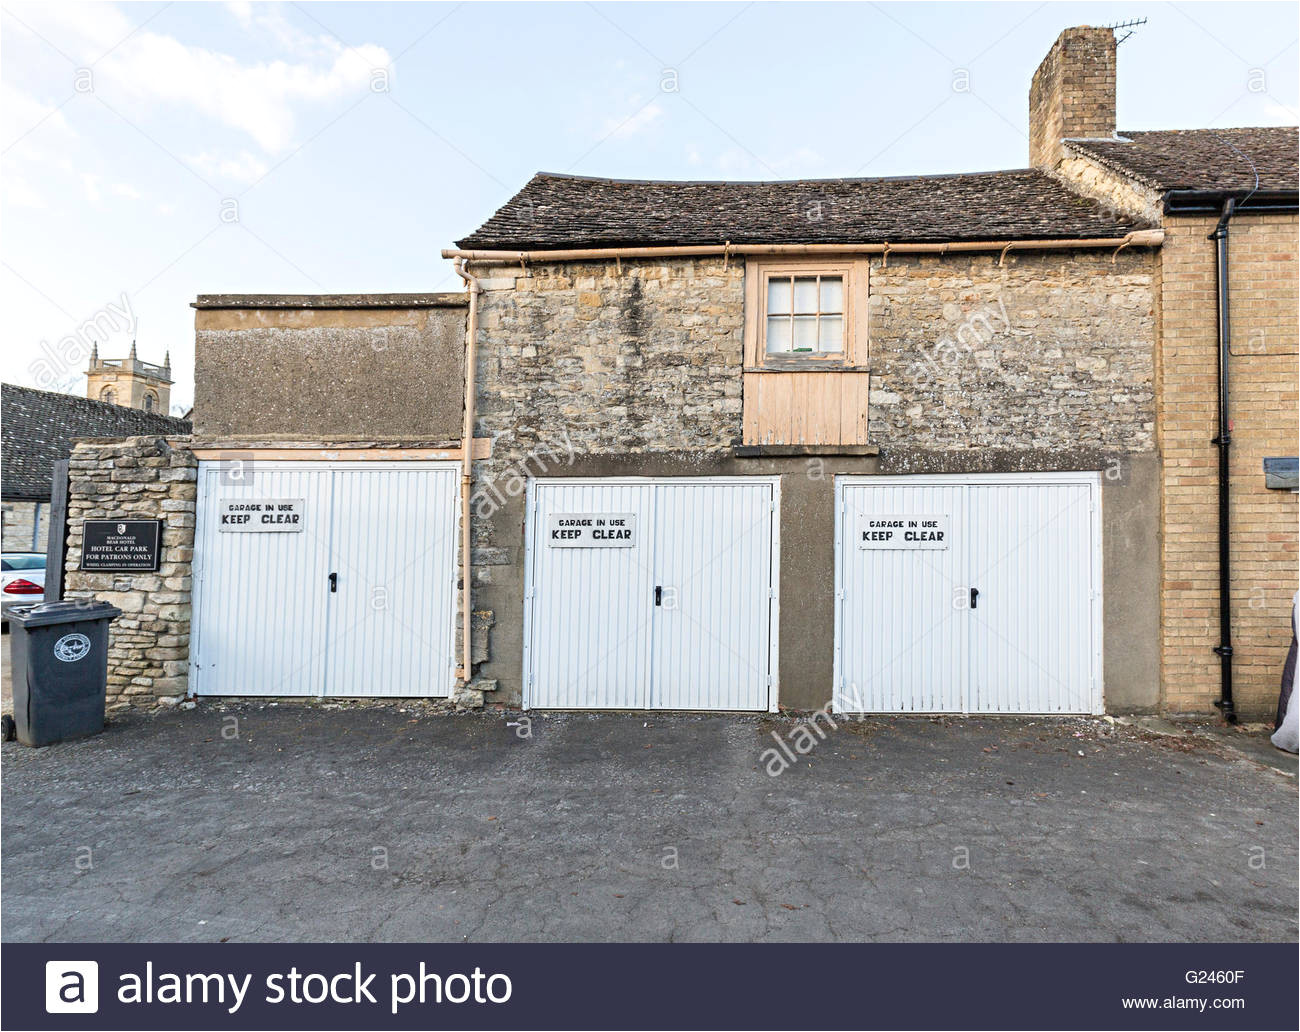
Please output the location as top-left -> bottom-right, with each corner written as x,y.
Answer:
835,472 -> 1101,714
523,478 -> 779,711
191,461 -> 460,697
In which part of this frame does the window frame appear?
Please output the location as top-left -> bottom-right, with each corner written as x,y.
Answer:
744,257 -> 869,369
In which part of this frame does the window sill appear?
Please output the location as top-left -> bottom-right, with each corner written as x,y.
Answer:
744,363 -> 872,374
732,443 -> 880,458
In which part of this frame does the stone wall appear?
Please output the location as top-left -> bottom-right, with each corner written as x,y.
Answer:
63,436 -> 196,710
1156,213 -> 1299,719
472,251 -> 1156,474
867,250 -> 1155,453
193,295 -> 467,440
2,499 -> 47,552
473,261 -> 744,464
467,252 -> 1159,704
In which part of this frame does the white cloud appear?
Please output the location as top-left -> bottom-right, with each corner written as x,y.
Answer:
603,98 -> 664,140
81,172 -> 101,202
186,149 -> 271,184
8,2 -> 390,153
3,174 -> 46,208
1,82 -> 74,153
110,182 -> 142,199
225,1 -> 253,29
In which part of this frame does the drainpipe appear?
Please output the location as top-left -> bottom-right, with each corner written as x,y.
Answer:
453,258 -> 481,684
1209,198 -> 1237,723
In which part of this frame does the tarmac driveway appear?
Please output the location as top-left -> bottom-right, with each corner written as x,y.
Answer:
1,704 -> 1296,943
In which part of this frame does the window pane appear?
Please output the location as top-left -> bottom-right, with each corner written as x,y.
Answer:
766,316 -> 791,352
792,315 -> 818,351
819,277 -> 843,314
792,278 -> 819,314
819,316 -> 843,351
767,278 -> 792,315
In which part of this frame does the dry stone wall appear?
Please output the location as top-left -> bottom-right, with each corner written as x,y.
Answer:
63,436 -> 196,710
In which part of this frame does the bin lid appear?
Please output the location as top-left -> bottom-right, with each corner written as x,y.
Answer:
5,599 -> 123,627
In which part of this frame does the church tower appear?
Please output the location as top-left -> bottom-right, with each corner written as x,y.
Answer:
86,342 -> 172,413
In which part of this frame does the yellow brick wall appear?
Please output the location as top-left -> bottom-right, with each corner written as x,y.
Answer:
1157,213 -> 1299,719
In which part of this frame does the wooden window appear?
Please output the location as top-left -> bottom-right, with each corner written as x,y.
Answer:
741,257 -> 872,447
744,258 -> 869,369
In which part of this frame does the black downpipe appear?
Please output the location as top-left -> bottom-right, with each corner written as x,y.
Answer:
1210,198 -> 1237,724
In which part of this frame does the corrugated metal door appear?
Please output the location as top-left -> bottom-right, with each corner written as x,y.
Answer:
835,480 -> 966,713
524,481 -> 658,709
192,463 -> 333,696
650,481 -> 774,711
965,480 -> 1097,713
326,466 -> 459,697
193,461 -> 458,698
524,478 -> 778,711
835,473 -> 1101,714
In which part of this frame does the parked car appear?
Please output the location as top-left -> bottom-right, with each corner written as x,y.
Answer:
2,552 -> 46,623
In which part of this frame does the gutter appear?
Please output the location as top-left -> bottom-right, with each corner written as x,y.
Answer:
441,230 -> 1164,264
1165,189 -> 1298,215
1210,198 -> 1238,724
452,258 -> 481,684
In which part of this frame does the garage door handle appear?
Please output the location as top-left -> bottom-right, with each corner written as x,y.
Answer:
654,586 -> 663,606
329,572 -> 338,593
970,587 -> 979,609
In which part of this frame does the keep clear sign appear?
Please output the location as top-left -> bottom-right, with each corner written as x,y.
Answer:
547,513 -> 636,547
859,514 -> 950,549
219,499 -> 305,532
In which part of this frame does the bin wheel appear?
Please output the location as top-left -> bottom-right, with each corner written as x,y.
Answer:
1,714 -> 14,742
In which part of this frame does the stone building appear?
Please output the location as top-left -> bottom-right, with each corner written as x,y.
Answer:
54,26 -> 1297,720
1,383 -> 190,553
85,342 -> 173,413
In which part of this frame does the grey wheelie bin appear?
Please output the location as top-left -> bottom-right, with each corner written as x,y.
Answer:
7,600 -> 121,747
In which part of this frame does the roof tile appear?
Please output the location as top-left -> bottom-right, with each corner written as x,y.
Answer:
456,168 -> 1151,250
1,383 -> 191,500
1066,126 -> 1298,192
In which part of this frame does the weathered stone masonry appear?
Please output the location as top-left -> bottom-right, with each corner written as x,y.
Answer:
63,436 -> 196,710
467,250 -> 1159,707
868,250 -> 1155,453
473,251 -> 1155,465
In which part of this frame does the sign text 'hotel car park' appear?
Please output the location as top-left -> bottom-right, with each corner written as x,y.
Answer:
547,513 -> 636,547
219,499 -> 305,532
80,519 -> 163,571
858,514 -> 950,549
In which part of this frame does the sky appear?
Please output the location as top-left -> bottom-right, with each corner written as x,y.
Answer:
2,1 -> 1296,412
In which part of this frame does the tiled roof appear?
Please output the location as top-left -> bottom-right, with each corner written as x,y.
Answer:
1,383 -> 191,500
455,168 -> 1151,250
1065,127 -> 1299,193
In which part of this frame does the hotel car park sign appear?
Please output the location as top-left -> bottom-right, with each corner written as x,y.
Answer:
81,520 -> 163,571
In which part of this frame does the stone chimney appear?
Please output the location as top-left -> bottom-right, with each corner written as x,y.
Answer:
1029,26 -> 1117,169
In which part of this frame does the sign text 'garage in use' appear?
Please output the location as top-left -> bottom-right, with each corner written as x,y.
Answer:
858,514 -> 950,549
546,513 -> 636,547
219,499 -> 305,532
